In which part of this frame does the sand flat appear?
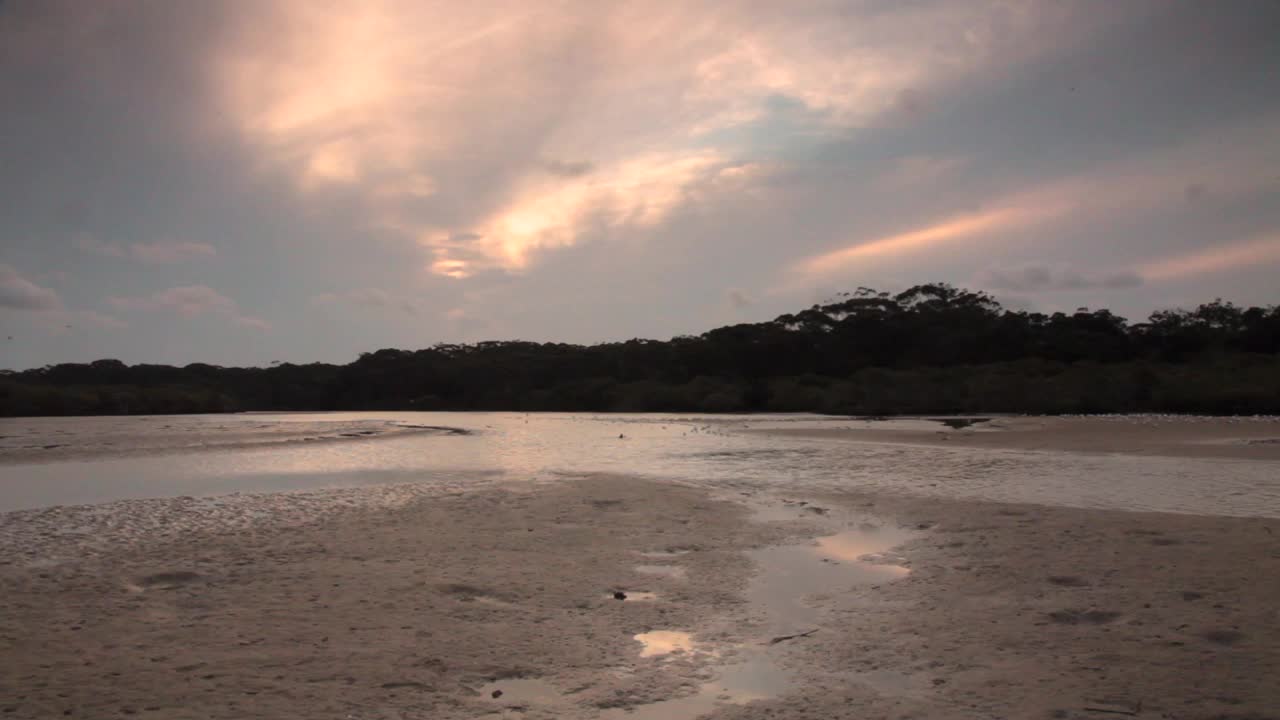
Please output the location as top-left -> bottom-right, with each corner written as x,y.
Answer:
755,415 -> 1280,460
2,469 -> 1278,719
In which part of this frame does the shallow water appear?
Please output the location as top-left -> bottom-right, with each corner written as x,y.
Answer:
597,516 -> 915,718
465,511 -> 915,719
1,412 -> 1278,517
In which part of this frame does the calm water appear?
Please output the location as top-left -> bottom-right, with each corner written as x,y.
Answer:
1,412 -> 1277,517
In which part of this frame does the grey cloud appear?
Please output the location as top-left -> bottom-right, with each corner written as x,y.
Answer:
109,285 -> 266,330
0,264 -> 62,310
74,235 -> 127,258
2,1 -> 1280,369
110,285 -> 237,316
979,264 -> 1144,293
76,236 -> 215,264
129,241 -> 216,264
1184,183 -> 1208,203
313,289 -> 420,316
727,289 -> 753,310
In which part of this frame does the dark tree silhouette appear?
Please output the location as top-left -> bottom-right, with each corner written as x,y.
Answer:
3,284 -> 1278,416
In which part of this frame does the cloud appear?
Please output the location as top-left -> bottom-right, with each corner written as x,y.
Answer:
727,289 -> 753,310
1140,232 -> 1280,281
208,1 -> 1104,278
877,155 -> 970,189
781,111 -> 1280,293
0,264 -> 63,311
5,2 -> 1280,369
979,264 -> 1143,293
312,288 -> 420,315
0,265 -> 127,334
109,285 -> 267,329
542,159 -> 595,178
234,315 -> 271,331
421,151 -> 738,277
129,241 -> 217,264
110,285 -> 236,316
31,309 -> 129,334
788,205 -> 1055,285
75,236 -> 216,264
73,235 -> 128,258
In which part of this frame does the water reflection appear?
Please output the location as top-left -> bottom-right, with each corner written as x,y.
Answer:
599,653 -> 791,720
477,677 -> 563,708
635,564 -> 687,580
751,525 -> 915,633
2,411 -> 1278,518
607,518 -> 915,718
635,630 -> 695,657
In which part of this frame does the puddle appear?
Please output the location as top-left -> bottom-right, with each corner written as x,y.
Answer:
607,514 -> 916,717
466,509 -> 916,719
635,564 -> 687,579
754,524 -> 913,632
477,677 -> 564,712
634,630 -> 695,657
599,653 -> 790,720
749,502 -> 813,523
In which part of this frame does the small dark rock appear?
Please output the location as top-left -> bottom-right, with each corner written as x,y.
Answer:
1046,576 -> 1088,587
491,690 -> 503,699
1204,629 -> 1245,646
613,591 -> 627,600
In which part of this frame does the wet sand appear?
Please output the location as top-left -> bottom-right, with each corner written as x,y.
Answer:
0,416 -> 467,466
2,472 -> 1278,718
757,415 -> 1280,461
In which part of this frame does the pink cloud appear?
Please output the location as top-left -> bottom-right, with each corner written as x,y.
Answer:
0,264 -> 63,311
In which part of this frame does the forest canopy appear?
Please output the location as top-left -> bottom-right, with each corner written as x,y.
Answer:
3,284 -> 1279,417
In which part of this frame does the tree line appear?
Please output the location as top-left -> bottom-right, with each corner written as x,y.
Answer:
3,284 -> 1279,417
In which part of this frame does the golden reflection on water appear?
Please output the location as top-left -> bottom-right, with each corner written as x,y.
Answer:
635,630 -> 694,657
815,527 -> 913,581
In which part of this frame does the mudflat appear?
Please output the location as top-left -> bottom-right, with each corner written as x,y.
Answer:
2,468 -> 1277,719
757,415 -> 1280,461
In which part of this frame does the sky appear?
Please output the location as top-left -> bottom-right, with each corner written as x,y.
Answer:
2,1 -> 1279,370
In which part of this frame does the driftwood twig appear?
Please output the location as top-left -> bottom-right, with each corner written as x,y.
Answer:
768,629 -> 818,645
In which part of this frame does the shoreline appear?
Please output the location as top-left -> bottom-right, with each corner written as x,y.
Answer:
752,415 -> 1280,461
2,475 -> 1277,718
0,420 -> 471,466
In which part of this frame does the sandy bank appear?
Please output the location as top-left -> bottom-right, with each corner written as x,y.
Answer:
755,415 -> 1280,460
0,417 -> 468,465
1,475 -> 1277,719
